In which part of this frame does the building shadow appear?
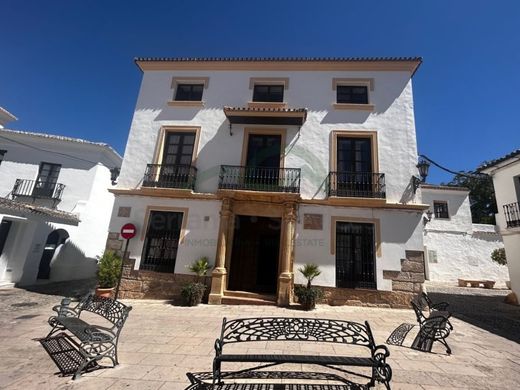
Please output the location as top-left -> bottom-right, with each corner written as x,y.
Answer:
186,370 -> 368,389
428,291 -> 520,344
21,278 -> 96,299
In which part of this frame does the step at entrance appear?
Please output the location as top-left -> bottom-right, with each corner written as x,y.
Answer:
222,290 -> 277,306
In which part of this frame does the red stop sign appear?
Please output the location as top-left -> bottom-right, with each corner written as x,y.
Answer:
120,223 -> 137,240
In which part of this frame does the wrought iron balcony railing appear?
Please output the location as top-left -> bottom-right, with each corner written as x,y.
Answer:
503,201 -> 520,228
142,164 -> 197,190
218,165 -> 301,193
327,172 -> 386,199
11,179 -> 65,201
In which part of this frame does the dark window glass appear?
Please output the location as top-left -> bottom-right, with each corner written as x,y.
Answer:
0,150 -> 6,166
162,132 -> 196,166
0,219 -> 12,257
33,162 -> 61,198
433,201 -> 449,219
337,85 -> 369,104
336,221 -> 376,289
141,211 -> 183,273
174,84 -> 204,101
252,85 -> 284,102
337,137 -> 372,173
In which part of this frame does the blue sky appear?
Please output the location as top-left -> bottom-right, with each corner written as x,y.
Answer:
1,0 -> 518,184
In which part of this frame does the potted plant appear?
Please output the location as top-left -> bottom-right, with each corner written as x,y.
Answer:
181,256 -> 211,306
95,251 -> 122,297
294,263 -> 323,310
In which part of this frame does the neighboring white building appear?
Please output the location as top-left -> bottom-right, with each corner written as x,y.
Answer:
479,149 -> 520,302
107,57 -> 430,307
420,184 -> 507,285
0,124 -> 122,286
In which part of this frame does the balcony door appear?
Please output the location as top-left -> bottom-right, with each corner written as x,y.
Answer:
33,162 -> 61,198
337,137 -> 373,197
159,132 -> 196,188
245,134 -> 282,189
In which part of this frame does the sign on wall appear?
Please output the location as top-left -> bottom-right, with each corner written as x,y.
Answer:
303,214 -> 323,230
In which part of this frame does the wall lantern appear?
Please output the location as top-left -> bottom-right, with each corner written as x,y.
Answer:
110,167 -> 120,185
412,157 -> 431,193
423,209 -> 433,224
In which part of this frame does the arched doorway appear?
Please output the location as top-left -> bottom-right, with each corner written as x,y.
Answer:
37,229 -> 69,279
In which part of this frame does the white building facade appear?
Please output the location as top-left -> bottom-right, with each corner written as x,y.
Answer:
108,57 -> 429,307
420,184 -> 507,285
0,128 -> 122,286
480,150 -> 520,302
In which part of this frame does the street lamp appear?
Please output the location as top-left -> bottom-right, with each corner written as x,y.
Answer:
110,167 -> 120,185
412,157 -> 430,193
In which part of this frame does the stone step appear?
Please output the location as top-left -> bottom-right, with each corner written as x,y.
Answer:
221,294 -> 277,306
223,290 -> 276,301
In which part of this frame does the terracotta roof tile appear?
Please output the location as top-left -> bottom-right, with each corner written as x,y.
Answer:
0,198 -> 80,225
477,149 -> 520,172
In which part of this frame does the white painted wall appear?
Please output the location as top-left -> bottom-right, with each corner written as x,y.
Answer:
421,187 -> 507,285
118,69 -> 420,204
109,196 -> 221,273
294,204 -> 424,291
483,159 -> 520,298
0,130 -> 122,284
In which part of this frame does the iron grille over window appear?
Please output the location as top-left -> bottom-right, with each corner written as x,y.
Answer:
175,84 -> 204,101
142,164 -> 197,190
141,211 -> 183,273
327,172 -> 385,198
433,201 -> 449,219
336,221 -> 376,289
252,85 -> 284,102
218,165 -> 301,193
503,202 -> 520,228
337,85 -> 369,104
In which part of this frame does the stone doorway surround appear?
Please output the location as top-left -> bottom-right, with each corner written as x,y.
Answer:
209,196 -> 297,306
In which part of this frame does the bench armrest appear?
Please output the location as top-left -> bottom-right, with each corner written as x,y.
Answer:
419,316 -> 453,340
51,305 -> 79,318
372,344 -> 392,387
430,302 -> 449,312
214,338 -> 223,357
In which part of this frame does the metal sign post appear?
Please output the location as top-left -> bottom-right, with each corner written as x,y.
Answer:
115,223 -> 137,300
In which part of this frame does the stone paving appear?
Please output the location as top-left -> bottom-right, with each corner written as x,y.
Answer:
0,283 -> 519,389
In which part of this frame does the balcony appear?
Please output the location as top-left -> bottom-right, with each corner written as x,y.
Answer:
142,164 -> 197,190
327,172 -> 386,198
218,165 -> 301,193
504,202 -> 520,228
12,179 -> 65,202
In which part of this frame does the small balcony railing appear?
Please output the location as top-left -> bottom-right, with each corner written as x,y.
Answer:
327,172 -> 386,198
218,165 -> 301,193
504,202 -> 520,228
12,179 -> 65,201
142,164 -> 197,190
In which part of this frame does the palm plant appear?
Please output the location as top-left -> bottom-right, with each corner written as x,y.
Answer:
182,256 -> 212,306
188,256 -> 211,283
299,263 -> 321,289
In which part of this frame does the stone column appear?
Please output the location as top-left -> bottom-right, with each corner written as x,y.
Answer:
209,198 -> 233,304
278,202 -> 296,306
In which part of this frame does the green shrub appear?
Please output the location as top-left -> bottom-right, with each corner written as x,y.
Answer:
491,248 -> 507,266
181,257 -> 213,306
295,263 -> 323,310
96,251 -> 122,288
188,256 -> 211,282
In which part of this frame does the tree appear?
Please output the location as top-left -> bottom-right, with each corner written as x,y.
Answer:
444,171 -> 497,224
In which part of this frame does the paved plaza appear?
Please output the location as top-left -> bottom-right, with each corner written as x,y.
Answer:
0,282 -> 519,389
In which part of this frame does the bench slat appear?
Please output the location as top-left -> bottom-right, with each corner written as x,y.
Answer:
217,353 -> 376,367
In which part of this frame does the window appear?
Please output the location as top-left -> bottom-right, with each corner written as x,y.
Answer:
174,84 -> 204,101
141,211 -> 183,273
433,201 -> 449,219
0,219 -> 12,257
33,162 -> 61,198
0,150 -> 6,166
337,85 -> 369,104
253,85 -> 284,102
335,221 -> 376,289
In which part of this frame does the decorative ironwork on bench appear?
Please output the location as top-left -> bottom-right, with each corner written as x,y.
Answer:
327,172 -> 385,198
142,164 -> 197,190
503,201 -> 520,228
12,179 -> 65,201
218,165 -> 301,193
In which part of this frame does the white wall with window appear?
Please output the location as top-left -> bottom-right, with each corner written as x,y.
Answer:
0,128 -> 122,285
421,185 -> 508,286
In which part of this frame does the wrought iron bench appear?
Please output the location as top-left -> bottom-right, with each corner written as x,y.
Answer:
411,301 -> 452,354
45,294 -> 132,379
210,317 -> 392,389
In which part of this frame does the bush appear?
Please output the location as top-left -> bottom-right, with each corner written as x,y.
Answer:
294,284 -> 323,310
96,251 -> 122,288
181,282 -> 207,306
491,248 -> 507,266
